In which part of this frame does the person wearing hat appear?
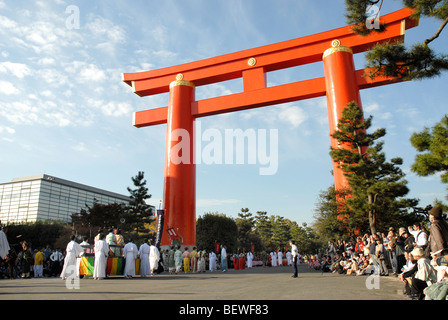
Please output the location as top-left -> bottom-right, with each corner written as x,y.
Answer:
429,206 -> 448,260
406,247 -> 437,300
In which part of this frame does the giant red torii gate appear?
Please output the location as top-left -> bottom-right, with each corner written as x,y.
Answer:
123,8 -> 418,247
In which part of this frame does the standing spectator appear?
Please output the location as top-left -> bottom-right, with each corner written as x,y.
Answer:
327,241 -> 335,258
387,229 -> 398,275
60,235 -> 84,280
49,248 -> 63,277
93,233 -> 109,280
123,239 -> 138,279
19,241 -> 33,279
408,223 -> 428,250
395,228 -> 407,273
33,248 -> 44,278
428,206 -> 448,262
286,250 -> 292,266
290,240 -> 299,278
374,238 -> 389,276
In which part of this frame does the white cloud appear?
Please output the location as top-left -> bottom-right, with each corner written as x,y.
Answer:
278,105 -> 308,128
364,102 -> 380,113
0,62 -> 32,78
101,102 -> 133,117
72,142 -> 88,152
86,16 -> 126,45
0,81 -> 19,95
0,126 -> 15,134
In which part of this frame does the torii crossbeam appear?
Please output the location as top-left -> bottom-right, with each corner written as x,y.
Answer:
123,8 -> 418,247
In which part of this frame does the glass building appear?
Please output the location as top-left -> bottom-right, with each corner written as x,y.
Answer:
0,174 -> 131,224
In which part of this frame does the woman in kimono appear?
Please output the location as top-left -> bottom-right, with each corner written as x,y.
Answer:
123,239 -> 138,278
174,246 -> 183,274
197,250 -> 206,272
93,234 -> 109,280
138,240 -> 151,277
182,247 -> 191,273
168,246 -> 175,274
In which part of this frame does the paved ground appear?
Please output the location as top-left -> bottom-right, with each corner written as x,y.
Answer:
0,264 -> 408,301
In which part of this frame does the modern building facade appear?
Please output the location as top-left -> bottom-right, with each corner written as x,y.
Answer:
0,174 -> 131,224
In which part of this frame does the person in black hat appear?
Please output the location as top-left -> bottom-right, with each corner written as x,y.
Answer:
429,206 -> 448,264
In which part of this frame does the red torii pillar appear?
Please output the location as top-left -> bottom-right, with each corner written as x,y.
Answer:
323,40 -> 363,190
163,79 -> 196,246
123,9 -> 419,247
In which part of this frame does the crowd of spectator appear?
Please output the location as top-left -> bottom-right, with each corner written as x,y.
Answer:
303,206 -> 448,300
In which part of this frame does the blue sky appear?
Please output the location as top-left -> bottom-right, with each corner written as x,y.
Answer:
0,0 -> 447,225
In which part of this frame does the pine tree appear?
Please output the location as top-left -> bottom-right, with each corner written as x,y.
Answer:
330,102 -> 418,234
125,171 -> 154,234
345,0 -> 448,80
411,115 -> 448,197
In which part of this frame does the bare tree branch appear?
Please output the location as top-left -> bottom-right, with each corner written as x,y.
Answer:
424,16 -> 448,46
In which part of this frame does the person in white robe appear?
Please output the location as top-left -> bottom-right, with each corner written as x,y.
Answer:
271,251 -> 277,267
138,240 -> 151,277
93,234 -> 109,280
123,240 -> 138,278
286,250 -> 292,266
149,243 -> 160,276
209,251 -> 217,272
278,250 -> 283,267
60,235 -> 84,280
247,251 -> 253,268
0,227 -> 10,260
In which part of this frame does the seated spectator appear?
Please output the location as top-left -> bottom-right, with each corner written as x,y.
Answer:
404,248 -> 437,300
424,257 -> 448,300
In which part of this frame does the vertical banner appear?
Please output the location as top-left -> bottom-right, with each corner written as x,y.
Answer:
155,209 -> 165,249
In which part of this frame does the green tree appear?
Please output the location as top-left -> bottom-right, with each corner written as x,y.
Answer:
196,212 -> 238,252
312,186 -> 357,241
330,102 -> 418,234
71,200 -> 125,237
125,171 -> 154,234
411,115 -> 448,198
254,211 -> 273,249
345,0 -> 448,80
